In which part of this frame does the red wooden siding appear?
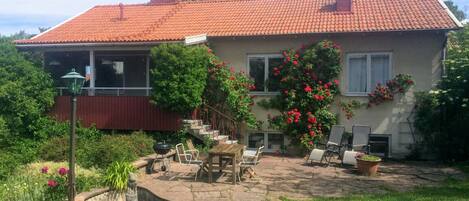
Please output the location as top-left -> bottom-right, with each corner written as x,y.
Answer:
50,96 -> 181,131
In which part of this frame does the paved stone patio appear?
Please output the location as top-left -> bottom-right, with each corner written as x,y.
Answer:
136,155 -> 465,201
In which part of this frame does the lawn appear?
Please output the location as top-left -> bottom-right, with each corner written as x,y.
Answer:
281,163 -> 469,201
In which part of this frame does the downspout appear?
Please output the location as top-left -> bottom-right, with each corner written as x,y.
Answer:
441,32 -> 449,77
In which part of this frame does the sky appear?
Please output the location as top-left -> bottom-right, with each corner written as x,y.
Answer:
0,0 -> 468,36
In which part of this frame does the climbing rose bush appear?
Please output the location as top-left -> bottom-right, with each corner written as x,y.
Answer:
204,49 -> 257,128
367,74 -> 414,107
262,40 -> 341,150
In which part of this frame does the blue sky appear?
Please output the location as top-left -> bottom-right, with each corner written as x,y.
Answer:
0,0 -> 468,36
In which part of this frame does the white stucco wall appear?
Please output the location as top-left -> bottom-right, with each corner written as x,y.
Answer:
210,31 -> 446,157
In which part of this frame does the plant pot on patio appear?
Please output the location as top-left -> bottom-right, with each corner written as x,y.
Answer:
355,153 -> 381,176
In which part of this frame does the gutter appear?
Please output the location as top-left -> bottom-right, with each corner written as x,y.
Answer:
15,40 -> 183,48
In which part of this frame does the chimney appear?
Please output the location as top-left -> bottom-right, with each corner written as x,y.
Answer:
336,0 -> 352,12
149,0 -> 177,5
119,3 -> 124,20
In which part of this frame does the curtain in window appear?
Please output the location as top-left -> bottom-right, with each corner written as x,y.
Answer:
371,55 -> 390,88
348,56 -> 367,92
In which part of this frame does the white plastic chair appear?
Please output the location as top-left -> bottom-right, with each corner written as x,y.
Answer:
175,143 -> 204,181
237,145 -> 264,182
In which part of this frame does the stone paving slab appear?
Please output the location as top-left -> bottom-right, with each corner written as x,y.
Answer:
137,155 -> 465,201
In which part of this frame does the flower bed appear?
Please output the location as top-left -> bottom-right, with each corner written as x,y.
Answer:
0,161 -> 102,201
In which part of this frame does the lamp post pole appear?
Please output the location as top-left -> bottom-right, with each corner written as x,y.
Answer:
68,94 -> 77,201
61,68 -> 85,201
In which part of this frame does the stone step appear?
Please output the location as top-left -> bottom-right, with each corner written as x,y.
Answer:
182,119 -> 203,127
224,140 -> 238,144
202,124 -> 211,130
213,135 -> 228,142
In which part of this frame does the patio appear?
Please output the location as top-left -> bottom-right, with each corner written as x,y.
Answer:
136,155 -> 465,201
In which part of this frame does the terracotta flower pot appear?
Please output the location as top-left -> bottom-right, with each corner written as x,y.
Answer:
356,158 -> 381,176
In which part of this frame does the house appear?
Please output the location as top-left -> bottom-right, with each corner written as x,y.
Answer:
15,0 -> 462,157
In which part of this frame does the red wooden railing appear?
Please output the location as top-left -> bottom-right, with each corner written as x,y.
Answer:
197,104 -> 239,140
50,96 -> 181,131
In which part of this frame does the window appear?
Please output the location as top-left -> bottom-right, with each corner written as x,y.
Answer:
246,132 -> 284,152
95,51 -> 148,96
44,51 -> 90,88
347,53 -> 392,95
248,55 -> 282,93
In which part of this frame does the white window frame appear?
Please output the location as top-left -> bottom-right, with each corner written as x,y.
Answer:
247,54 -> 283,95
345,52 -> 393,96
245,132 -> 285,153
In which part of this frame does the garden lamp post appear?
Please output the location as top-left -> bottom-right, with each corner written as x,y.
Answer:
61,68 -> 85,201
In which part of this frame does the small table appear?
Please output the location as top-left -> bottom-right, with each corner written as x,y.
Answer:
207,144 -> 244,185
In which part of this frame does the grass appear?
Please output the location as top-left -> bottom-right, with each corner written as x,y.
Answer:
280,163 -> 469,201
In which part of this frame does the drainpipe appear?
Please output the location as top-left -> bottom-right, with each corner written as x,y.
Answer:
441,32 -> 449,77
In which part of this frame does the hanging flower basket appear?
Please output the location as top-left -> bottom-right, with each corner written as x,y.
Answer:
355,153 -> 381,176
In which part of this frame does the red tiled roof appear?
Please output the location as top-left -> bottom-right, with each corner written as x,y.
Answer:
16,0 -> 461,44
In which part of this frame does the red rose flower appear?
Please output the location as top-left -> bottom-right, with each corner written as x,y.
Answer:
41,166 -> 48,174
293,60 -> 299,66
309,131 -> 315,137
304,85 -> 312,93
48,180 -> 58,187
308,117 -> 317,124
58,167 -> 68,176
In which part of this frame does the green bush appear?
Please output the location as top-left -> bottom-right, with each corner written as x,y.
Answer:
414,26 -> 469,161
38,136 -> 69,162
150,43 -> 209,115
127,131 -> 154,156
0,40 -> 55,144
39,132 -> 154,169
77,133 -> 154,169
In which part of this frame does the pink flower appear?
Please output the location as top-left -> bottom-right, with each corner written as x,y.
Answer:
48,180 -> 58,187
308,141 -> 313,145
41,166 -> 48,174
334,79 -> 340,85
293,60 -> 299,66
58,167 -> 68,176
304,85 -> 312,93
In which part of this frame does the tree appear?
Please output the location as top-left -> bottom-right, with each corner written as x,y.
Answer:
0,38 -> 56,147
150,43 -> 209,115
414,25 -> 469,161
445,0 -> 466,21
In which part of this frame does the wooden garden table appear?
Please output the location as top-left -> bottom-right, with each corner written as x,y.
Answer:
207,144 -> 244,185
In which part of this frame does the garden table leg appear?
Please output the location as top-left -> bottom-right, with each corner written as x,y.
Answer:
232,154 -> 237,185
208,154 -> 213,183
219,155 -> 222,172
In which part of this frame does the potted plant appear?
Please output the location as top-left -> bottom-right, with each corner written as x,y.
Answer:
355,153 -> 381,176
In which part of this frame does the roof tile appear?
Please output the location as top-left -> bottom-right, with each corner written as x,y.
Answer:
17,0 -> 460,44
